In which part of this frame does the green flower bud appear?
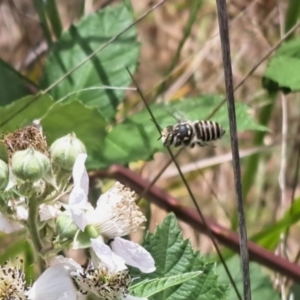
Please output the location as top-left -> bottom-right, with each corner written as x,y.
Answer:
50,133 -> 86,171
18,181 -> 34,198
0,159 -> 9,190
11,147 -> 50,182
56,211 -> 78,239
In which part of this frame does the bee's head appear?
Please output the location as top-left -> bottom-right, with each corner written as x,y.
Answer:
160,126 -> 174,146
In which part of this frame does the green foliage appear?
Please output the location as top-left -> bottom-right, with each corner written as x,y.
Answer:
263,37 -> 300,93
130,272 -> 203,298
97,95 -> 268,168
250,197 -> 300,249
0,94 -> 107,168
0,3 -> 267,171
40,3 -> 140,121
289,282 -> 300,299
241,99 -> 274,199
285,0 -> 300,34
216,255 -> 280,300
0,95 -> 52,133
130,213 -> 229,300
41,100 -> 107,168
0,60 -> 31,106
0,92 -> 268,170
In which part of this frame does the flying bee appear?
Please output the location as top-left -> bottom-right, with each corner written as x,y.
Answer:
161,120 -> 225,148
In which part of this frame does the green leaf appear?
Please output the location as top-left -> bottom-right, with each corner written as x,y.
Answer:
131,213 -> 229,300
285,0 -> 300,35
97,95 -> 267,168
0,59 -> 31,106
41,3 -> 140,121
263,37 -> 300,93
41,100 -> 107,169
0,94 -> 52,133
289,282 -> 300,299
0,94 -> 108,168
75,230 -> 92,249
216,255 -> 280,300
130,271 -> 203,298
0,235 -> 27,263
56,212 -> 91,249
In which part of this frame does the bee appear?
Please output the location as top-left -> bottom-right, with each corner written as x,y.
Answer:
161,120 -> 225,148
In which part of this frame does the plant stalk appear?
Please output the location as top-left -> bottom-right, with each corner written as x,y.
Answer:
27,197 -> 45,272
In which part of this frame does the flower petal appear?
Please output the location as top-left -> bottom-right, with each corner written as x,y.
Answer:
15,205 -> 28,220
27,257 -> 81,300
72,153 -> 89,195
69,154 -> 92,231
39,203 -> 61,221
91,237 -> 127,272
69,186 -> 89,231
124,295 -> 148,300
111,237 -> 155,273
0,212 -> 23,233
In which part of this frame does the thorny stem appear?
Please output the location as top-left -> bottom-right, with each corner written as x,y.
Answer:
27,196 -> 46,272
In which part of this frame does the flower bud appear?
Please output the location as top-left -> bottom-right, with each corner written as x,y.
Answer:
18,181 -> 34,198
11,147 -> 50,182
0,159 -> 9,190
50,133 -> 86,171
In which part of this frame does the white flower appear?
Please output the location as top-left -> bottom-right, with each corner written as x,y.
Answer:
92,181 -> 146,238
0,200 -> 27,234
39,203 -> 62,221
27,256 -> 83,300
0,259 -> 28,299
90,236 -> 127,272
69,154 -> 155,274
69,153 -> 91,231
0,199 -> 61,233
71,261 -> 147,300
111,237 -> 155,273
91,237 -> 155,273
0,211 -> 23,233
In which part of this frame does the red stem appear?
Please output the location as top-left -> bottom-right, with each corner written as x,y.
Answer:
90,164 -> 300,281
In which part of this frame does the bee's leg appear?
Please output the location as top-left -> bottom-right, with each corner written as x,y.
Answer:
197,141 -> 206,147
202,142 -> 216,148
183,140 -> 191,146
175,140 -> 182,147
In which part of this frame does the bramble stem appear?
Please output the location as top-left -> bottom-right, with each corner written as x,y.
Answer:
27,197 -> 46,272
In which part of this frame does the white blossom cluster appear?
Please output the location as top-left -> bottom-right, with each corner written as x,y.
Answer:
0,151 -> 155,300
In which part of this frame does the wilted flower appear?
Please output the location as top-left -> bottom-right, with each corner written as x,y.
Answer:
69,154 -> 155,273
0,199 -> 60,234
0,200 -> 28,234
72,262 -> 146,300
0,211 -> 24,234
0,259 -> 29,299
39,203 -> 62,221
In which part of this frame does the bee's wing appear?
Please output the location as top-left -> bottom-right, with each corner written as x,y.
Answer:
163,105 -> 188,123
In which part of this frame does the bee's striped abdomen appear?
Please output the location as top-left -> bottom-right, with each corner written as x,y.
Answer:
161,120 -> 225,148
194,120 -> 225,142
